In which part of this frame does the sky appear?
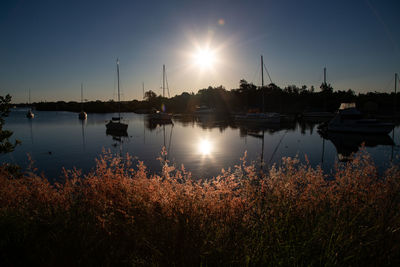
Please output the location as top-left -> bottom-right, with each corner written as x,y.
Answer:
0,0 -> 399,103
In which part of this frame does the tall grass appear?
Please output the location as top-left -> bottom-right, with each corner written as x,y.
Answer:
0,149 -> 399,266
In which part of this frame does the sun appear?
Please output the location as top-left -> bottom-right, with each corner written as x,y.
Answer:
193,48 -> 216,70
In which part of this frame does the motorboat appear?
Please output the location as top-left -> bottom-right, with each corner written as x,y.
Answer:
327,103 -> 394,134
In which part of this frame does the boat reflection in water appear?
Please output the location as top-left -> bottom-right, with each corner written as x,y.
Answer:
106,128 -> 129,157
106,129 -> 128,139
144,117 -> 174,163
145,115 -> 173,131
319,130 -> 394,162
81,119 -> 87,151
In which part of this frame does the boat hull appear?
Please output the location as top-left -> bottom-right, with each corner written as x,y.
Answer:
234,113 -> 280,124
327,105 -> 395,134
106,121 -> 128,132
26,110 -> 34,118
302,112 -> 334,119
79,111 -> 87,120
327,123 -> 394,134
149,112 -> 173,122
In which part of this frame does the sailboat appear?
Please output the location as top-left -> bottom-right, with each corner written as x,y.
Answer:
106,59 -> 128,133
149,64 -> 172,123
302,68 -> 334,119
78,83 -> 87,120
26,89 -> 34,118
234,55 -> 280,124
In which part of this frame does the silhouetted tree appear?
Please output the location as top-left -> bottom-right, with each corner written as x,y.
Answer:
320,82 -> 333,93
144,90 -> 157,101
239,79 -> 257,92
0,95 -> 19,153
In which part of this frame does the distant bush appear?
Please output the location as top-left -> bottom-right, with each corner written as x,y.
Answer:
0,149 -> 399,266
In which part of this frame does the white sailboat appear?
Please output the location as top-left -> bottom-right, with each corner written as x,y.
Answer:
26,89 -> 34,118
106,59 -> 128,133
78,83 -> 87,120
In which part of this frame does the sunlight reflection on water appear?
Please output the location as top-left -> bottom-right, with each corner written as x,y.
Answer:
198,139 -> 212,156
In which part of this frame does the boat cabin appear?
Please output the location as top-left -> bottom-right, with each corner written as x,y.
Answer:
337,103 -> 363,120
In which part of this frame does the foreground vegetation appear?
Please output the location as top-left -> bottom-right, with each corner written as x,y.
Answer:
0,150 -> 399,266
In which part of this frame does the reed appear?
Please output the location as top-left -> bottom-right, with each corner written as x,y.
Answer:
0,149 -> 399,266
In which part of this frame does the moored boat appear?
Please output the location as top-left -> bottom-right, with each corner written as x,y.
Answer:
302,109 -> 334,119
149,65 -> 173,123
26,89 -> 34,118
194,105 -> 215,115
106,120 -> 128,133
26,109 -> 34,118
149,110 -> 173,122
78,83 -> 87,120
234,55 -> 281,125
235,112 -> 280,124
327,103 -> 394,134
106,59 -> 128,133
79,111 -> 87,120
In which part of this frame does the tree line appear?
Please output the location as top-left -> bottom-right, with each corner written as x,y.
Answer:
28,80 -> 398,115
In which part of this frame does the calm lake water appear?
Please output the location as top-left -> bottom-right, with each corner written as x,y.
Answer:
1,108 -> 399,179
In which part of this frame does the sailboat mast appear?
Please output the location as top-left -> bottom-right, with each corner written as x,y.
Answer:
261,55 -> 265,112
323,67 -> 327,111
261,56 -> 265,168
163,64 -> 165,98
28,89 -> 31,105
261,55 -> 264,87
81,83 -> 83,110
117,59 -> 121,119
395,73 -> 398,117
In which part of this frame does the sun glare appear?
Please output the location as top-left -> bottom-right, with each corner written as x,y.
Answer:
198,139 -> 212,156
194,48 -> 216,70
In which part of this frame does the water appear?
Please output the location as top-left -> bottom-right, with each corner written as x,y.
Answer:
1,108 -> 399,180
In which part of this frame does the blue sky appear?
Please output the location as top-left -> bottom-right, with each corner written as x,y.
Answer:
1,0 -> 399,103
